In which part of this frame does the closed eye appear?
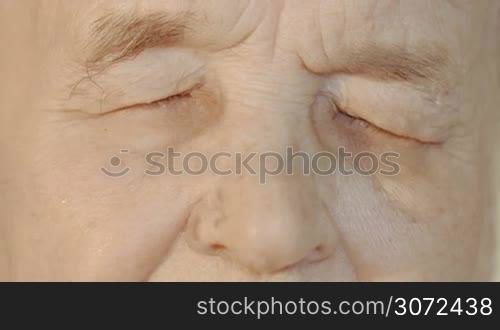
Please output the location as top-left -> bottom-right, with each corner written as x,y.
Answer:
334,105 -> 442,146
106,83 -> 202,115
140,89 -> 194,110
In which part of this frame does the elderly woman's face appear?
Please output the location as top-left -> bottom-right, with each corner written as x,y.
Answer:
0,0 -> 498,281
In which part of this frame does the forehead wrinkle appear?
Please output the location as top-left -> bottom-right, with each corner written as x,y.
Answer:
85,10 -> 195,70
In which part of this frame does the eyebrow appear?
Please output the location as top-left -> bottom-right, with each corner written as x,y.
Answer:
340,43 -> 453,86
84,11 -> 452,88
85,11 -> 194,69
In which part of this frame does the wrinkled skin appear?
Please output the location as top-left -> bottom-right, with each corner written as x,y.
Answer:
0,0 -> 499,281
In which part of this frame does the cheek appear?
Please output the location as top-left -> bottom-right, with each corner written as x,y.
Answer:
312,96 -> 483,278
26,144 -> 196,280
26,115 -> 221,279
329,167 -> 482,280
375,144 -> 481,225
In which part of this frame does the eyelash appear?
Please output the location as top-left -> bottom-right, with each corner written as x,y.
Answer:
145,90 -> 194,109
146,81 -> 208,110
334,106 -> 380,132
335,105 -> 439,145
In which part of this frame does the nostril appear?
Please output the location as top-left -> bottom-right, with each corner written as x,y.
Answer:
210,243 -> 226,251
306,244 -> 333,263
314,245 -> 324,253
205,243 -> 227,256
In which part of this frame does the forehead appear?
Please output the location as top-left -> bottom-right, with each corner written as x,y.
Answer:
70,0 -> 469,48
61,0 -> 473,73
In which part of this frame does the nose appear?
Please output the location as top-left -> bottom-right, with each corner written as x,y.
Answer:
186,175 -> 338,274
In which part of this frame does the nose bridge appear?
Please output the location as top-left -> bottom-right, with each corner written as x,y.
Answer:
214,46 -> 321,115
226,70 -> 317,112
211,61 -> 322,156
184,54 -> 337,274
187,171 -> 338,274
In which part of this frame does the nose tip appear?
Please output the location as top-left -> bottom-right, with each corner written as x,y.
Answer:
186,184 -> 338,274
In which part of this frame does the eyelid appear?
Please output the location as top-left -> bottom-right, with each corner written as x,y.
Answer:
336,107 -> 442,145
324,77 -> 453,145
319,92 -> 442,146
110,82 -> 203,114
